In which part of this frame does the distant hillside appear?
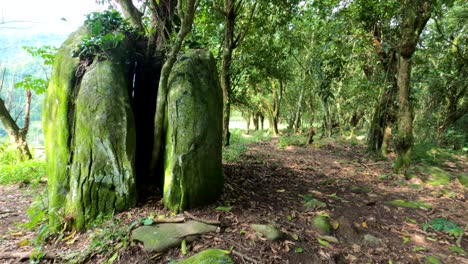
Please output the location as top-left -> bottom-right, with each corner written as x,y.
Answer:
0,32 -> 68,146
0,32 -> 67,67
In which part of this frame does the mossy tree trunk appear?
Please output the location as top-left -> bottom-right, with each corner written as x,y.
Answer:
394,0 -> 432,174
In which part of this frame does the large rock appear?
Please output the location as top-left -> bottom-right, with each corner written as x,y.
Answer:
43,27 -> 86,229
163,49 -> 223,211
132,221 -> 218,252
66,60 -> 136,229
43,28 -> 136,230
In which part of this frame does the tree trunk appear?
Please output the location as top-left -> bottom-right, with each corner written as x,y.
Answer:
394,0 -> 431,174
293,83 -> 305,133
260,114 -> 264,130
0,94 -> 32,161
367,55 -> 398,154
150,0 -> 198,179
245,111 -> 251,134
253,113 -> 259,130
394,55 -> 413,174
220,0 -> 236,146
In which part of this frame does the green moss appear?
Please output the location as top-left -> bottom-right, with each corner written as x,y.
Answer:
419,166 -> 451,186
456,173 -> 468,187
424,256 -> 443,264
312,216 -> 332,235
385,199 -> 432,210
178,249 -> 233,264
43,27 -> 86,230
66,60 -> 136,230
163,50 -> 223,212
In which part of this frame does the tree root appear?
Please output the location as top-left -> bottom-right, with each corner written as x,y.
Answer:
231,250 -> 260,264
184,211 -> 221,225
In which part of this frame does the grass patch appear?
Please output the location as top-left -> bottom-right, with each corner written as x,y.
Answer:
412,143 -> 460,167
416,166 -> 452,186
278,134 -> 308,149
223,129 -> 271,162
0,159 -> 45,184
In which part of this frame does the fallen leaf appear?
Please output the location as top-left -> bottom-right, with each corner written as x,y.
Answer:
362,222 -> 368,228
294,247 -> 304,253
276,189 -> 286,193
215,206 -> 233,212
318,235 -> 339,243
331,220 -> 340,230
317,237 -> 330,247
18,240 -> 30,247
181,239 -> 187,255
291,233 -> 299,241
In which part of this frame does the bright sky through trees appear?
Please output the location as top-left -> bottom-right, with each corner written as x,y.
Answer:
0,0 -> 103,34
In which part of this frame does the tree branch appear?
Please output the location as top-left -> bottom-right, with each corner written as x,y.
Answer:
150,0 -> 198,176
233,0 -> 257,49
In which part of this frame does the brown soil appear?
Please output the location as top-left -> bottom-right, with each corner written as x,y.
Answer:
1,138 -> 467,263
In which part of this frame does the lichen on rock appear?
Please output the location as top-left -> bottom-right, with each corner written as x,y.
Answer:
163,49 -> 223,211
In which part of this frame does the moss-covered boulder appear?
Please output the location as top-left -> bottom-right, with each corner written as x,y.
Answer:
66,60 -> 136,229
43,28 -> 136,230
132,221 -> 218,252
163,49 -> 223,211
43,27 -> 86,229
178,249 -> 233,264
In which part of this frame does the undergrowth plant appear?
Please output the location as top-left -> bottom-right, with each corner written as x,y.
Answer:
223,129 -> 271,162
72,10 -> 136,60
278,134 -> 308,149
423,218 -> 464,238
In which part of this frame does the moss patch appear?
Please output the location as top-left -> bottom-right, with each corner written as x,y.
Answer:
384,199 -> 432,210
163,49 -> 223,211
457,173 -> 468,187
419,166 -> 451,186
312,216 -> 332,235
178,249 -> 233,264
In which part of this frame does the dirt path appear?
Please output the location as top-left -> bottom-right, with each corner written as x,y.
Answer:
0,138 -> 467,263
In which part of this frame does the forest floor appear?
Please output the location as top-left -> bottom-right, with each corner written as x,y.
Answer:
0,136 -> 467,263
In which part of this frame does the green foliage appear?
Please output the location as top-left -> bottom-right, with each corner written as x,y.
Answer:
72,10 -> 135,59
423,218 -> 464,238
22,45 -> 58,66
412,143 -> 460,166
0,159 -> 45,185
222,129 -> 271,162
14,75 -> 47,94
278,134 -> 307,149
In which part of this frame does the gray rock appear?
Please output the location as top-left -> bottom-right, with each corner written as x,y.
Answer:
251,224 -> 283,241
132,220 -> 218,252
363,234 -> 382,246
163,49 -> 223,211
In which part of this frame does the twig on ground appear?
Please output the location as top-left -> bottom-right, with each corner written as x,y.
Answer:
0,252 -> 55,261
231,250 -> 260,264
184,211 -> 221,225
456,224 -> 466,247
0,209 -> 14,215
